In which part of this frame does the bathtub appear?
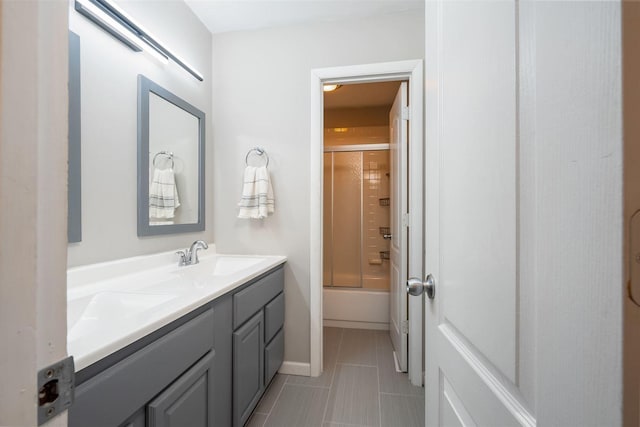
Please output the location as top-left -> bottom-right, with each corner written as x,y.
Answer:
323,287 -> 390,330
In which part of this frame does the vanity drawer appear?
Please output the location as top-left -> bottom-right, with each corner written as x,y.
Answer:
233,267 -> 284,329
264,292 -> 284,343
265,328 -> 284,385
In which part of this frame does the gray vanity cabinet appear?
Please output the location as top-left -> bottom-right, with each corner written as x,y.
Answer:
69,265 -> 284,427
232,267 -> 285,426
69,306 -> 218,427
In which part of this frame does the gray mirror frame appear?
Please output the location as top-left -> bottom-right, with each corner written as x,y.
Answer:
137,75 -> 205,236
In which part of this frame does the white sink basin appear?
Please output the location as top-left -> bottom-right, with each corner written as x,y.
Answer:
68,291 -> 177,340
212,256 -> 264,275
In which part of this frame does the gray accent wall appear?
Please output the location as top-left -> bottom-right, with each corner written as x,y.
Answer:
67,1 -> 212,267
211,11 -> 424,367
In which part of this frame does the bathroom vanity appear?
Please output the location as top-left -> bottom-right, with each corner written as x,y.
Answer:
67,252 -> 286,427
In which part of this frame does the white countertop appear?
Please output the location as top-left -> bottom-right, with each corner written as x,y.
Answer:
67,250 -> 286,371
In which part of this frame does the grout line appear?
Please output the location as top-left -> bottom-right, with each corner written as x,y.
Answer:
254,374 -> 291,415
335,362 -> 378,368
260,375 -> 289,425
283,383 -> 331,390
321,327 -> 344,425
379,391 -> 424,397
247,410 -> 268,427
324,423 -> 371,427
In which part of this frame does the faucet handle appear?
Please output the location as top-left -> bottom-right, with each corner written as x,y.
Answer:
176,250 -> 188,266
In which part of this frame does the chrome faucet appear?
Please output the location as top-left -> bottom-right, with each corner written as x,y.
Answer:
176,240 -> 209,266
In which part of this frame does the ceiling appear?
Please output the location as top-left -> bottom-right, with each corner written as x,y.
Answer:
324,81 -> 401,109
184,0 -> 424,34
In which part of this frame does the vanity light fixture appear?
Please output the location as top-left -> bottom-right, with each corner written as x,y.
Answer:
75,0 -> 203,81
323,84 -> 342,92
75,0 -> 168,64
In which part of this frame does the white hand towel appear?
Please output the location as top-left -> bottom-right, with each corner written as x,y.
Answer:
238,165 -> 275,219
149,168 -> 180,219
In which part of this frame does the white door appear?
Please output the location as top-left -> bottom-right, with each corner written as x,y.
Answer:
424,1 -> 528,425
389,82 -> 409,372
421,0 -> 624,426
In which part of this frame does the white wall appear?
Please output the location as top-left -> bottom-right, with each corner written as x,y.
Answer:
68,0 -> 212,267
212,11 -> 424,365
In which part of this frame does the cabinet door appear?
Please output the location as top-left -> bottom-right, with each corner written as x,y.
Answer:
147,352 -> 214,427
233,311 -> 264,427
265,328 -> 284,385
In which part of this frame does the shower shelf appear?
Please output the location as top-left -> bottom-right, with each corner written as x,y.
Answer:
379,198 -> 390,206
379,251 -> 390,260
379,227 -> 390,235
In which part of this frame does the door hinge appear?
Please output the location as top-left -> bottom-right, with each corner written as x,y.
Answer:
402,106 -> 410,120
402,213 -> 410,227
401,320 -> 409,334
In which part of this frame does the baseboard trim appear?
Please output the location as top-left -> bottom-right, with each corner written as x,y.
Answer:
324,319 -> 390,331
279,361 -> 311,376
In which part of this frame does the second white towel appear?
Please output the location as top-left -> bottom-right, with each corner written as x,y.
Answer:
238,166 -> 275,219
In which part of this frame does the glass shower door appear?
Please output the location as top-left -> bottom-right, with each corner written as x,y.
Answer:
323,153 -> 333,287
331,151 -> 362,287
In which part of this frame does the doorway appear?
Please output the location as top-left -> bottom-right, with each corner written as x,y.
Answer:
309,60 -> 424,386
322,82 -> 396,332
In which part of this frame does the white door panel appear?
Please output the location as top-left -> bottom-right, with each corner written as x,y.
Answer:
440,0 -> 517,382
425,0 -> 624,426
424,0 -> 528,425
442,377 -> 475,427
389,81 -> 408,372
438,325 -> 533,426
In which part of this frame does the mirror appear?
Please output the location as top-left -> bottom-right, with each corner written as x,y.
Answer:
68,31 -> 82,243
137,75 -> 205,236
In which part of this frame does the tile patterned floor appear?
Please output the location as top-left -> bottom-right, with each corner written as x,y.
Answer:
247,327 -> 424,427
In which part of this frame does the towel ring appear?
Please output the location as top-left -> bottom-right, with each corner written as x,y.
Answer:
245,147 -> 269,167
153,151 -> 174,169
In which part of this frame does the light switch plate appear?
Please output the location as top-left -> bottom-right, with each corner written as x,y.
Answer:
37,356 -> 75,425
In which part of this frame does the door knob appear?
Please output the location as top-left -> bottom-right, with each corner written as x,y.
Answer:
406,274 -> 436,299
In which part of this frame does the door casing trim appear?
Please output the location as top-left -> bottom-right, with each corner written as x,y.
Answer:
309,59 -> 424,384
